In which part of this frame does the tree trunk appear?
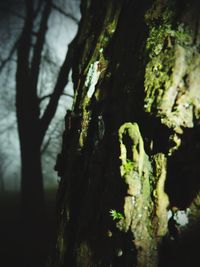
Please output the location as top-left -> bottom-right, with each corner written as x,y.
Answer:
15,1 -> 77,265
20,141 -> 47,266
16,85 -> 47,266
16,7 -> 47,261
51,0 -> 200,266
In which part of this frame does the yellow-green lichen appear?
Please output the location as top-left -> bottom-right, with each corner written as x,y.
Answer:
82,2 -> 121,78
152,153 -> 169,237
118,122 -> 158,267
119,122 -> 144,177
79,97 -> 90,148
144,2 -> 198,133
145,11 -> 192,113
123,159 -> 134,174
144,48 -> 175,113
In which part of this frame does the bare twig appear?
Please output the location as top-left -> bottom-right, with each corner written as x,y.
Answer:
30,0 -> 52,90
52,3 -> 79,24
41,120 -> 61,154
34,0 -> 45,19
62,92 -> 74,98
41,135 -> 52,154
39,93 -> 53,102
40,38 -> 75,137
0,6 -> 25,20
0,38 -> 19,73
39,92 -> 73,103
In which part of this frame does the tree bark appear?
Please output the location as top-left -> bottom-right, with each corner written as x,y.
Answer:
51,0 -> 200,266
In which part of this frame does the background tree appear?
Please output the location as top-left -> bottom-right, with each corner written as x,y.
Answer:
0,1 -> 80,266
15,1 -> 80,265
51,0 -> 200,266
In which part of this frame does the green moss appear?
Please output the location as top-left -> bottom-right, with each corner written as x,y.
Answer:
82,2 -> 121,77
145,1 -> 174,25
144,2 -> 192,119
109,209 -> 124,221
123,159 -> 134,174
146,23 -> 192,59
144,48 -> 175,113
76,3 -> 124,150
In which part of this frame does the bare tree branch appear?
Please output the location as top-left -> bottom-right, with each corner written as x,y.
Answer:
43,53 -> 59,67
34,0 -> 45,18
41,135 -> 52,154
62,92 -> 74,98
39,92 -> 73,103
39,94 -> 53,102
30,0 -> 52,91
0,38 -> 18,73
0,31 -> 36,74
0,6 -> 25,20
40,39 -> 75,137
41,120 -> 60,154
52,3 -> 79,24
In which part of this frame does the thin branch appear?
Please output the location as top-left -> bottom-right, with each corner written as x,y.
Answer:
39,93 -> 53,102
30,0 -> 52,91
0,6 -> 25,20
43,54 -> 59,67
41,120 -> 60,154
40,39 -> 75,138
62,92 -> 74,98
41,135 -> 52,154
39,92 -> 73,103
34,0 -> 45,19
52,3 -> 79,24
0,38 -> 18,73
0,27 -> 42,74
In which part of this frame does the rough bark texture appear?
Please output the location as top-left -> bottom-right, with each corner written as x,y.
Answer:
52,0 -> 200,266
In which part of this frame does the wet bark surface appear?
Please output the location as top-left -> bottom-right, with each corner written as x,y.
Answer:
51,0 -> 200,266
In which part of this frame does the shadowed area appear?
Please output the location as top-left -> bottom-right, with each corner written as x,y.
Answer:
0,189 -> 57,267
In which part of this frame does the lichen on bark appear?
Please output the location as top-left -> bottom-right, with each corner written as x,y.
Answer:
152,153 -> 169,237
117,122 -> 169,267
144,0 -> 200,134
73,1 -> 122,150
52,1 -> 200,266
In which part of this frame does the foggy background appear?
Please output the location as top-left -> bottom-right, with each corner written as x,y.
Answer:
0,1 -> 80,266
0,0 -> 80,191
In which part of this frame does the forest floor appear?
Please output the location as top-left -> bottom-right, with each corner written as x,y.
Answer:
0,188 -> 57,267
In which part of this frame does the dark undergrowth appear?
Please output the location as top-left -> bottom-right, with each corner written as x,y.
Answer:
0,188 -> 57,267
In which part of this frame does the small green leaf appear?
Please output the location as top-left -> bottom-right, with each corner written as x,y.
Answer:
109,209 -> 124,220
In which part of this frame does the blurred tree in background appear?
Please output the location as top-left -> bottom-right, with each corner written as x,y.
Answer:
0,0 -> 80,266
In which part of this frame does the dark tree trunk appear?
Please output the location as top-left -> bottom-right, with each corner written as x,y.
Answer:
15,0 -> 75,265
20,141 -> 47,267
20,138 -> 45,225
16,67 -> 46,265
51,0 -> 200,267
